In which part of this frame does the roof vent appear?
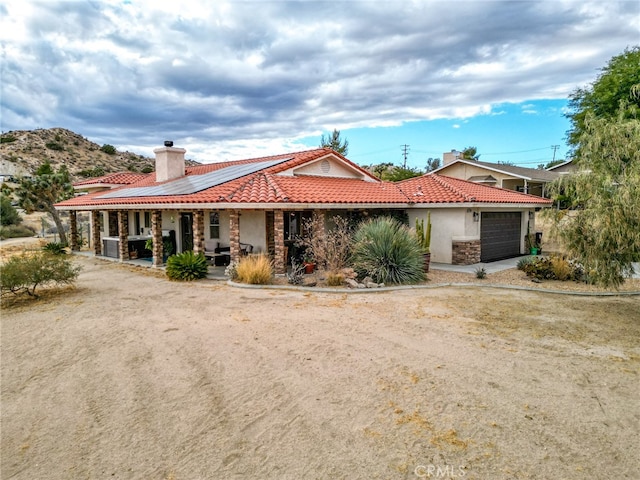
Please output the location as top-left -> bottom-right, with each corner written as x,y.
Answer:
164,140 -> 174,147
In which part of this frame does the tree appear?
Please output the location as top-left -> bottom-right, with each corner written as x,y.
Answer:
546,110 -> 640,287
461,146 -> 479,160
384,166 -> 423,182
16,163 -> 74,245
426,157 -> 441,172
1,194 -> 22,226
566,46 -> 640,155
320,129 -> 349,155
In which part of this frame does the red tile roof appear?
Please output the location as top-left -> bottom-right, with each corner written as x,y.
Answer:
74,172 -> 149,187
399,174 -> 552,204
57,150 -> 552,209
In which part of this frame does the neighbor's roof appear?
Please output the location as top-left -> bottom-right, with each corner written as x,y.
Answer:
56,149 -> 551,209
398,175 -> 551,204
435,159 -> 559,182
74,172 -> 150,187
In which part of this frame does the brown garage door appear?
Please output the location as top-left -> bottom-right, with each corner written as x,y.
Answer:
481,212 -> 521,262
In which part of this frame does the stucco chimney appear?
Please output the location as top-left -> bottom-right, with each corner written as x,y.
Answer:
154,142 -> 186,182
443,149 -> 460,165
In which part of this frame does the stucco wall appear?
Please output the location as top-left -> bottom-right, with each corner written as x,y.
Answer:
238,210 -> 266,253
408,208 -> 469,264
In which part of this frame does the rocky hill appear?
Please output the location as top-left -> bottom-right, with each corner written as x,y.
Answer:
0,128 -> 200,181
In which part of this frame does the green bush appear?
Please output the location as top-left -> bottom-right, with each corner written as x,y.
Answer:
43,242 -> 67,255
517,256 -> 534,271
166,251 -> 209,281
1,135 -> 17,143
235,254 -> 273,284
1,195 -> 22,226
45,142 -> 64,151
0,252 -> 81,297
100,144 -> 116,154
351,216 -> 425,285
0,224 -> 36,239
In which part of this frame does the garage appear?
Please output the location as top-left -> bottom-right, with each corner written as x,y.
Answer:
480,212 -> 522,262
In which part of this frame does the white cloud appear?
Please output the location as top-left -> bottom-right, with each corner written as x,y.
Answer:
1,0 -> 638,161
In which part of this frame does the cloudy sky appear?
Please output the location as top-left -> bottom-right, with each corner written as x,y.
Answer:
1,1 -> 638,168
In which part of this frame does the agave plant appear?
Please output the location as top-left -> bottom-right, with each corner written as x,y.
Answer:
351,216 -> 425,284
166,251 -> 209,281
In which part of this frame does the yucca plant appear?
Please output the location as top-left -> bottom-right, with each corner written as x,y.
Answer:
165,251 -> 209,281
351,216 -> 425,284
43,242 -> 67,255
235,254 -> 273,284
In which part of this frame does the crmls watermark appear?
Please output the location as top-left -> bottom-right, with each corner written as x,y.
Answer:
414,464 -> 466,478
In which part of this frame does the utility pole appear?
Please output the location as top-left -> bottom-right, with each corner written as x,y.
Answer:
551,145 -> 560,162
401,144 -> 410,168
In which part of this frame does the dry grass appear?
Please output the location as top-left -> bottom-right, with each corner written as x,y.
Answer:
235,253 -> 273,284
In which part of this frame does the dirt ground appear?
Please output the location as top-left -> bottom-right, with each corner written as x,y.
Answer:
1,254 -> 639,480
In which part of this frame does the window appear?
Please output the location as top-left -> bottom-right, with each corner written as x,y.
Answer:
144,212 -> 151,228
209,212 -> 220,239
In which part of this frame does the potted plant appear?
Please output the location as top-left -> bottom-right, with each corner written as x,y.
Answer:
525,224 -> 538,255
415,213 -> 432,272
302,252 -> 316,274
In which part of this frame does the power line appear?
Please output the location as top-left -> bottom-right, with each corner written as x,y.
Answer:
551,145 -> 560,162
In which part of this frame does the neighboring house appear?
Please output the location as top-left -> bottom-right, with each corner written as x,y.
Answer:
546,159 -> 576,175
55,144 -> 551,271
433,150 -> 559,197
74,172 -> 150,194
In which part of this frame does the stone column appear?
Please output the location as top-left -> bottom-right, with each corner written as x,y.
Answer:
117,210 -> 129,261
151,210 -> 163,267
193,210 -> 205,255
69,210 -> 79,251
229,210 -> 240,263
91,210 -> 102,255
274,209 -> 285,274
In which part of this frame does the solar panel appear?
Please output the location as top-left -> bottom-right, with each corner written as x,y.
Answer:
98,157 -> 291,199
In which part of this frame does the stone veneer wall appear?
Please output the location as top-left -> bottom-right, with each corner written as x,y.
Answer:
117,211 -> 129,261
229,210 -> 240,262
91,211 -> 102,255
151,210 -> 163,267
193,210 -> 205,255
69,211 -> 79,251
274,210 -> 285,274
452,239 -> 481,265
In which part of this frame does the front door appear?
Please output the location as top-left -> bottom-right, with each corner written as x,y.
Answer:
180,213 -> 193,252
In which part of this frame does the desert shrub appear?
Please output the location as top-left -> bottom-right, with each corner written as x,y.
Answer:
43,242 -> 67,255
517,256 -> 534,271
550,255 -> 572,281
224,260 -> 239,280
0,224 -> 36,239
0,252 -> 82,297
296,214 -> 353,271
325,271 -> 345,286
351,216 -> 425,285
45,142 -> 64,151
141,166 -> 154,174
235,254 -> 273,285
100,144 -> 116,154
475,267 -> 487,279
1,135 -> 17,143
522,255 -> 584,282
1,195 -> 22,226
166,251 -> 209,281
287,258 -> 305,285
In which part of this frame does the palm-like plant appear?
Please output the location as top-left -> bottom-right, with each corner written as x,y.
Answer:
351,217 -> 425,284
166,251 -> 209,281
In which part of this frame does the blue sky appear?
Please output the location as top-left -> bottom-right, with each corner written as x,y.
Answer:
1,1 -> 638,168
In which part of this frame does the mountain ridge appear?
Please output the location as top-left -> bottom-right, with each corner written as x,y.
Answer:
0,128 -> 200,181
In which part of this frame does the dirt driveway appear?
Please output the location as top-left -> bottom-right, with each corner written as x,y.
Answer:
1,256 -> 639,479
